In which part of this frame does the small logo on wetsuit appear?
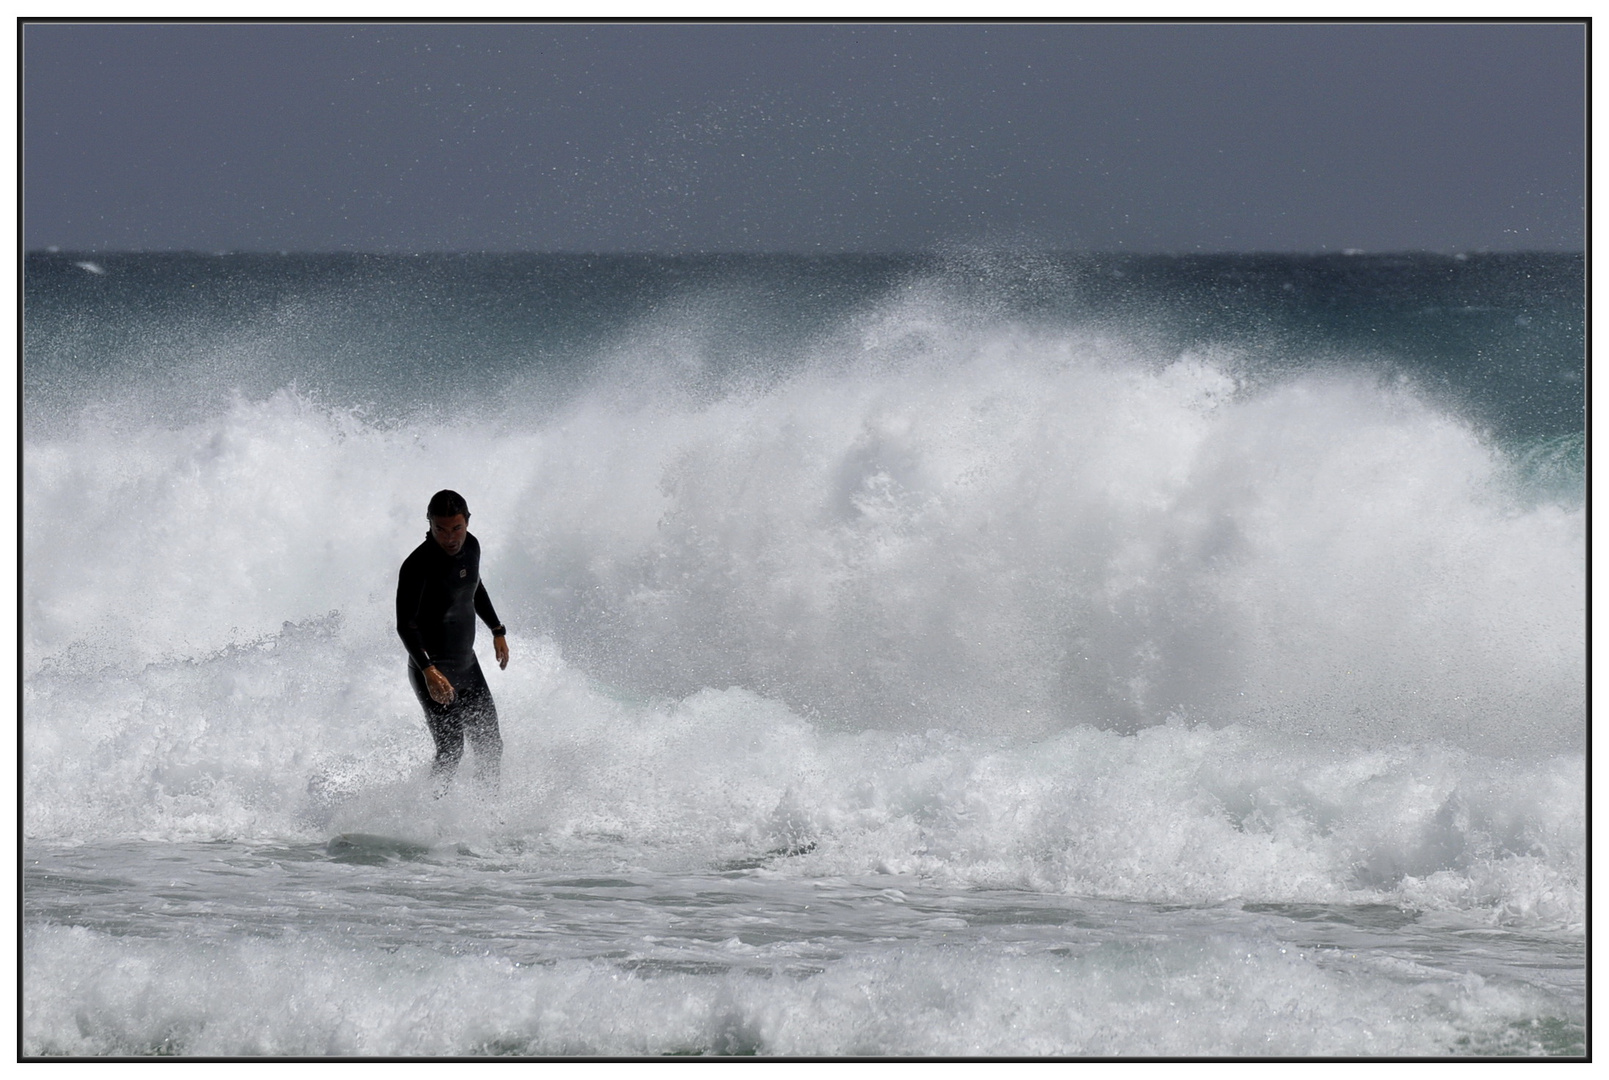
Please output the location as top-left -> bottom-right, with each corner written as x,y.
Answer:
459,568 -> 468,578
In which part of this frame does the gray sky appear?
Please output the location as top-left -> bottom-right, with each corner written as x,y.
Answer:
22,21 -> 1586,253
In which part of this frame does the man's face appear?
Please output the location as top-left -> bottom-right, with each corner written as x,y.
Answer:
430,513 -> 468,556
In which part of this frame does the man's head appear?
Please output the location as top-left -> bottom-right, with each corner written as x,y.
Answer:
427,489 -> 470,556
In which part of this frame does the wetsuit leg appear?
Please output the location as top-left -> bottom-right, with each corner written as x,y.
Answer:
454,660 -> 503,790
408,660 -> 502,792
408,664 -> 465,785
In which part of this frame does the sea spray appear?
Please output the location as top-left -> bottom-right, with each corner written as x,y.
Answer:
26,322 -> 1583,744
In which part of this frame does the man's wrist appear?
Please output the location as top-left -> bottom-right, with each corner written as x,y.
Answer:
491,625 -> 507,638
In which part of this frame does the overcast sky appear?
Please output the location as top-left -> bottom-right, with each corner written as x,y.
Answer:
22,21 -> 1586,253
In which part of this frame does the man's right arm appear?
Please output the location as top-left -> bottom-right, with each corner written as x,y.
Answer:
398,555 -> 457,704
396,555 -> 435,671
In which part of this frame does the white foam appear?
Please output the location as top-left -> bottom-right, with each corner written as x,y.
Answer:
24,921 -> 1574,1056
22,325 -> 1584,923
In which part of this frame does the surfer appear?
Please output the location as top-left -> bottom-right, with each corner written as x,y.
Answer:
396,489 -> 509,794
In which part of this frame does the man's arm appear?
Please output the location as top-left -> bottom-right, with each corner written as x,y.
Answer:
474,581 -> 509,670
398,555 -> 456,703
396,556 -> 436,670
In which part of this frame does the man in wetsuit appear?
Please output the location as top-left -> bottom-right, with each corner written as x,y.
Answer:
397,489 -> 509,793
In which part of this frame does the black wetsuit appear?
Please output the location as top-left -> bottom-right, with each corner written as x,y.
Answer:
396,531 -> 503,786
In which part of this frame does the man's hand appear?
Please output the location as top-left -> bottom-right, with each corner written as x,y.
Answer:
494,634 -> 509,670
423,665 -> 456,705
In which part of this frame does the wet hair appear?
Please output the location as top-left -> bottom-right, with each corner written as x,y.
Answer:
426,489 -> 470,520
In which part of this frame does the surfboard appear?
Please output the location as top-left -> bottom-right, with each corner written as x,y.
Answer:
326,833 -> 434,863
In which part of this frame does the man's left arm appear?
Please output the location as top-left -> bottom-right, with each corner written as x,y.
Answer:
475,581 -> 509,670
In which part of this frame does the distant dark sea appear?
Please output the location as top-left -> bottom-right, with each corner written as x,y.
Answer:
23,252 -> 1585,1057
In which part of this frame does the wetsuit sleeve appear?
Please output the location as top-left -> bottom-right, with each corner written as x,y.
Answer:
396,555 -> 435,670
475,580 -> 503,634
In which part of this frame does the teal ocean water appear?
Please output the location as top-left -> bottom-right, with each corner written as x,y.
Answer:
23,252 -> 1584,1057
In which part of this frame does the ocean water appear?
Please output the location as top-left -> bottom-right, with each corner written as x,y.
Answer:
22,251 -> 1585,1057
